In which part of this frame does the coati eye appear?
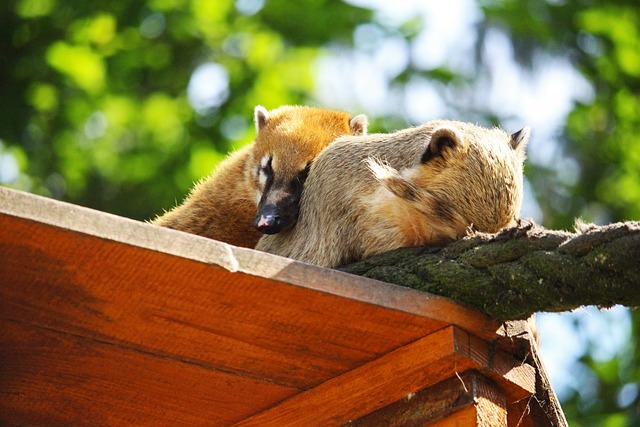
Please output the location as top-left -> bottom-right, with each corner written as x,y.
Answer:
260,155 -> 273,173
296,162 -> 312,183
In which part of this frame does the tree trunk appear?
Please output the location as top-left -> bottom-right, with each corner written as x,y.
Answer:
341,220 -> 640,320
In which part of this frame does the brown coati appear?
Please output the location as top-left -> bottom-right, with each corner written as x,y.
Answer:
152,105 -> 368,248
255,120 -> 529,267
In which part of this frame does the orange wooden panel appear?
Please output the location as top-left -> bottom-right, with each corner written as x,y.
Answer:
0,319 -> 295,426
0,214 -> 451,392
0,186 -> 506,342
424,371 -> 507,427
0,187 -> 544,425
454,328 -> 535,403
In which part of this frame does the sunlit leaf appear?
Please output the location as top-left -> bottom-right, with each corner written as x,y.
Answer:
27,83 -> 58,112
70,13 -> 117,46
142,93 -> 190,149
188,146 -> 226,181
149,0 -> 188,11
190,0 -> 233,39
15,0 -> 56,18
46,42 -> 106,94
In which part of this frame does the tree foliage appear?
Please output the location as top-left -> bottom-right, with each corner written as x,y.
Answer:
482,0 -> 640,229
0,0 -> 370,219
480,2 -> 640,425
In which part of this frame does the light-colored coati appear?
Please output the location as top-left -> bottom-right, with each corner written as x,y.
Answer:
152,105 -> 368,248
255,120 -> 529,267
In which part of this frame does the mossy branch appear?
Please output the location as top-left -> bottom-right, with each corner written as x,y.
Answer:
341,220 -> 640,320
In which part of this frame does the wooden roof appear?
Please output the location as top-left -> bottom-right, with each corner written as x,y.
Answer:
0,186 -> 564,426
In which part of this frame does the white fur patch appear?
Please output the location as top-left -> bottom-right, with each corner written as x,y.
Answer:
258,155 -> 271,188
366,158 -> 425,202
255,190 -> 262,205
366,158 -> 398,181
260,155 -> 270,169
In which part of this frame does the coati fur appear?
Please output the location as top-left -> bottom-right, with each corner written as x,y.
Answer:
152,105 -> 368,248
255,120 -> 529,267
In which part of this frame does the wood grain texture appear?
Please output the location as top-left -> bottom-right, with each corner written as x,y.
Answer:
0,319 -> 293,426
453,328 -> 535,403
0,187 -> 544,426
1,213 -> 453,389
427,404 -> 506,427
508,324 -> 569,427
348,370 -> 506,427
426,372 -> 507,427
232,327 -> 533,427
0,186 -> 510,342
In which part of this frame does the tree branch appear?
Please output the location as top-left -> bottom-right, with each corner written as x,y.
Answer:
341,220 -> 640,320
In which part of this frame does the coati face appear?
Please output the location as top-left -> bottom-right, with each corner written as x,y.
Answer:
252,153 -> 311,235
251,105 -> 368,234
369,123 -> 529,245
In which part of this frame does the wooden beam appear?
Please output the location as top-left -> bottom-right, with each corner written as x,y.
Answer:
506,323 -> 569,427
232,327 -> 533,427
349,370 -> 507,427
456,329 -> 535,405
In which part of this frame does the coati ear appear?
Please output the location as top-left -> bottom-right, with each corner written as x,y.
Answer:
421,126 -> 464,163
254,105 -> 270,132
510,126 -> 530,151
349,114 -> 368,136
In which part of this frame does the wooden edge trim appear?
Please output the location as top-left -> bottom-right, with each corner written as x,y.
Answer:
516,320 -> 569,427
453,327 -> 536,404
0,186 -> 508,341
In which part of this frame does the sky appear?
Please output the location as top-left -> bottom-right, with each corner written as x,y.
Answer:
321,0 -> 631,402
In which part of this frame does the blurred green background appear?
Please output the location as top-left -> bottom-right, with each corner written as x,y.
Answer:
1,0 -> 639,424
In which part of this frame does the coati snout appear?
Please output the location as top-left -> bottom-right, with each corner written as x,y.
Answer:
254,198 -> 298,234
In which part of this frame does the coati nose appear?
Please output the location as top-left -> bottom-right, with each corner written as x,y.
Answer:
254,207 -> 283,234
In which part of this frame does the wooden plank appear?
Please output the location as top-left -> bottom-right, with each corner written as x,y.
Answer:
233,327 -> 469,427
425,372 -> 507,427
427,402 -> 506,427
0,319 -> 295,426
0,186 -> 506,341
454,328 -> 535,404
0,213 -> 448,391
348,371 -> 506,427
232,326 -> 533,427
506,321 -> 569,427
